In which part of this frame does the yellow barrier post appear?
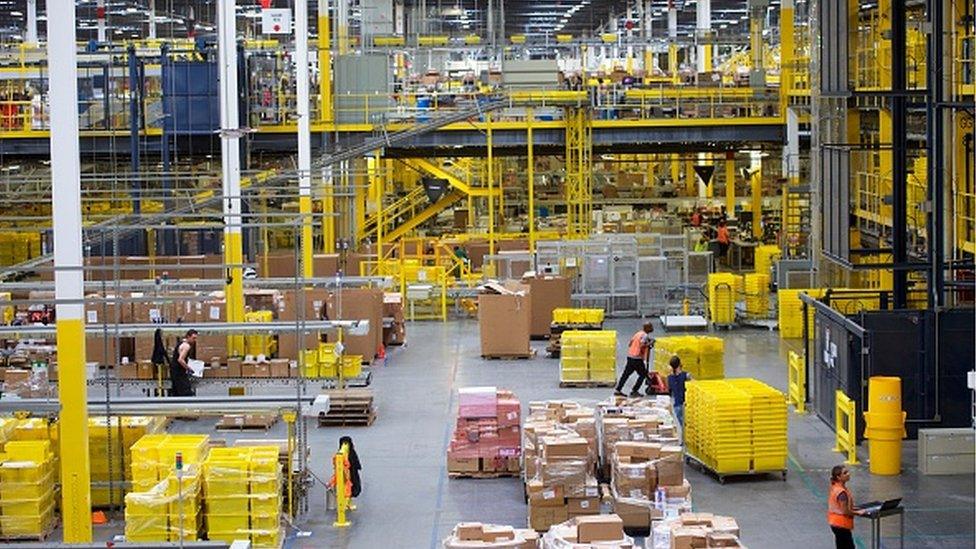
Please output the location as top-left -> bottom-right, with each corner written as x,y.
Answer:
833,390 -> 860,465
333,441 -> 351,527
787,351 -> 806,413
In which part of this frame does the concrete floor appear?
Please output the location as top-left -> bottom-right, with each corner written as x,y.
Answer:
89,318 -> 974,548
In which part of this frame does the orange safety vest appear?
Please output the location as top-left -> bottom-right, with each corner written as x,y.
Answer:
627,330 -> 648,359
717,226 -> 731,244
827,482 -> 854,530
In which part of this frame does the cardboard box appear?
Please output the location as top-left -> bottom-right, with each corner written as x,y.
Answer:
194,334 -> 227,362
226,357 -> 243,378
671,527 -> 709,549
616,441 -> 661,460
706,533 -> 743,547
477,282 -> 531,357
325,288 -> 384,362
527,480 -> 565,507
522,275 -> 571,337
253,362 -> 270,378
655,455 -> 684,486
576,514 -> 624,543
447,457 -> 481,473
567,496 -> 600,515
269,358 -> 290,378
482,525 -> 515,542
613,498 -> 653,529
543,437 -> 589,459
241,360 -> 257,378
117,361 -> 139,380
456,523 -> 483,541
136,360 -> 154,380
528,504 -> 568,532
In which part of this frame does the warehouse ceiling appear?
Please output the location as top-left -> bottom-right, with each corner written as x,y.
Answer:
0,0 -> 782,43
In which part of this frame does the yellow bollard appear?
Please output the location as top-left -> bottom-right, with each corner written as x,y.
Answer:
863,376 -> 907,475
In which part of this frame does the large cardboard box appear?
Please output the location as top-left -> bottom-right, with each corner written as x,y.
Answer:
528,504 -> 568,532
325,288 -> 384,362
523,275 -> 572,337
477,282 -> 531,357
613,498 -> 653,529
576,514 -> 624,543
263,253 -> 298,278
86,335 -> 135,365
277,289 -> 328,359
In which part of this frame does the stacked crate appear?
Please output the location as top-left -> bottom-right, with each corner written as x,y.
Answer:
0,440 -> 56,539
559,330 -> 617,384
244,310 -> 276,357
685,379 -> 787,474
653,336 -> 724,380
727,379 -> 789,470
89,416 -> 166,507
753,245 -> 781,278
743,273 -> 771,318
300,343 -> 360,379
777,288 -> 825,338
447,387 -> 522,476
125,434 -> 210,542
204,446 -> 282,549
707,273 -> 741,325
551,308 -> 604,325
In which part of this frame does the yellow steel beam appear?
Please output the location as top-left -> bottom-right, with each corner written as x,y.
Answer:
318,0 -> 333,125
725,152 -> 736,214
384,192 -> 464,242
487,113 -> 495,255
527,107 -> 535,253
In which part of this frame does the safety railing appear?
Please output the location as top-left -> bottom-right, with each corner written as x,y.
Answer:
832,389 -> 860,465
787,351 -> 806,414
601,87 -> 782,121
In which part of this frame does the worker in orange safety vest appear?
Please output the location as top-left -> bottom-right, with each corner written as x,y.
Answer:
827,465 -> 864,548
614,322 -> 655,397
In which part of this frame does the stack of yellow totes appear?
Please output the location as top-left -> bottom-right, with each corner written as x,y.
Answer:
204,446 -> 283,548
0,440 -> 56,539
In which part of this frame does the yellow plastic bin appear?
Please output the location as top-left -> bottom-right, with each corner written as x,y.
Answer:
863,376 -> 906,475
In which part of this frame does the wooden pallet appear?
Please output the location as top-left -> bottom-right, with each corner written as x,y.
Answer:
482,349 -> 536,360
448,470 -> 520,479
559,380 -> 615,388
318,388 -> 376,427
216,414 -> 279,431
684,453 -> 787,484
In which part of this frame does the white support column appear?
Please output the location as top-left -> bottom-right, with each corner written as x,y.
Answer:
296,0 -> 313,279
696,0 -> 711,72
784,106 -> 800,182
218,0 -> 245,353
338,0 -> 350,54
97,0 -> 106,42
625,3 -> 633,72
48,0 -> 91,541
667,1 -> 678,82
609,12 -> 618,64
148,0 -> 157,39
643,0 -> 653,73
26,0 -> 38,44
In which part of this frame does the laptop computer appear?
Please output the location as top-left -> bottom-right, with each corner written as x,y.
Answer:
856,497 -> 902,514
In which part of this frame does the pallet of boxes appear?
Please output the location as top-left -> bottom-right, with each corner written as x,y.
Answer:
648,513 -> 745,548
598,396 -> 692,532
442,522 -> 539,548
522,401 -> 600,532
447,387 -> 522,478
542,514 -> 636,548
546,308 -> 605,358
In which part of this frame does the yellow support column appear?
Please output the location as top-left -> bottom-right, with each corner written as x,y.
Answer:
318,0 -> 333,125
297,0 -> 313,279
685,159 -> 695,197
671,154 -> 680,188
323,170 -> 336,253
49,0 -> 92,539
669,44 -> 679,84
527,107 -> 535,253
374,154 -> 383,251
725,151 -> 736,215
705,153 -> 715,198
487,113 -> 495,256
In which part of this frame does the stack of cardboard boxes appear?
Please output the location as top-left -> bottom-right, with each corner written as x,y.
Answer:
522,402 -> 600,532
596,396 -> 689,529
648,513 -> 743,549
520,275 -> 571,339
382,293 -> 406,347
447,387 -> 522,476
541,514 -> 634,548
443,522 -> 539,548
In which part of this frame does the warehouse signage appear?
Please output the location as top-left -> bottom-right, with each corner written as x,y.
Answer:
262,8 -> 292,34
